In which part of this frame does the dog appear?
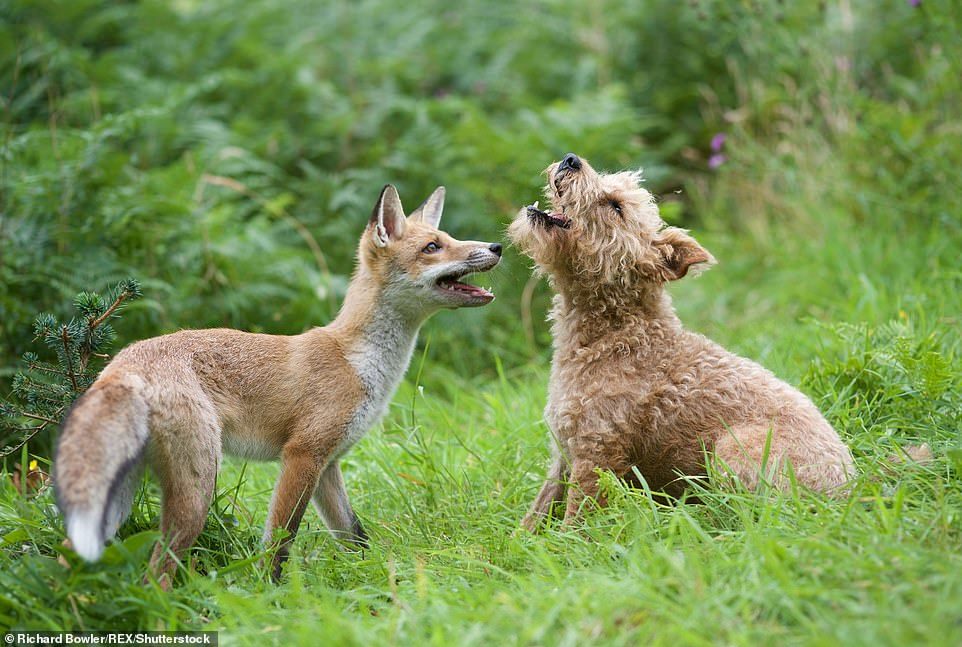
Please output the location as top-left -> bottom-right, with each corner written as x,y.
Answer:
54,185 -> 502,584
509,154 -> 854,530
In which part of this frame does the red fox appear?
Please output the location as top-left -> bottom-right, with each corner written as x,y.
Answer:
54,185 -> 502,585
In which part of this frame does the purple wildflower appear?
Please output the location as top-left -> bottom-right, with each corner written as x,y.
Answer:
708,153 -> 727,169
710,132 -> 727,152
907,0 -> 921,7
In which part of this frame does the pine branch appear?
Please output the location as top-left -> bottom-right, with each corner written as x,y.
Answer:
21,410 -> 62,425
89,286 -> 135,331
0,425 -> 46,458
0,278 -> 142,458
23,363 -> 68,378
61,325 -> 79,392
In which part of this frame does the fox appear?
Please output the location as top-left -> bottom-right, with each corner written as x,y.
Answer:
54,184 -> 502,585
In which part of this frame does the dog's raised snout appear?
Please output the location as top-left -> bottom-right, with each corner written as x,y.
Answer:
559,153 -> 582,172
488,243 -> 502,256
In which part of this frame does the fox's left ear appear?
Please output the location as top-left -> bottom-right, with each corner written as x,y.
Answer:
409,186 -> 445,229
370,185 -> 407,247
653,227 -> 715,281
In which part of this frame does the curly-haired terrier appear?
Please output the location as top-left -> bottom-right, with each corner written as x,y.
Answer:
509,154 -> 854,529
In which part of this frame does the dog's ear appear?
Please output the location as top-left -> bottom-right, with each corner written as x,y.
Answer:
370,184 -> 406,247
653,227 -> 714,281
409,186 -> 445,229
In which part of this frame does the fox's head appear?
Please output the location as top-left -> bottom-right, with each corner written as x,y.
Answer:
358,185 -> 501,314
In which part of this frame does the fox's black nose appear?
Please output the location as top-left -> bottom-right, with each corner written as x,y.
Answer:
489,243 -> 502,256
559,153 -> 582,172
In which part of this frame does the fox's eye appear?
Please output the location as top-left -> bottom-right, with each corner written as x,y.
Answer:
609,200 -> 623,215
422,241 -> 441,254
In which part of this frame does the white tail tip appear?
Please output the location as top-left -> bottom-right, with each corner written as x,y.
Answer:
67,509 -> 104,561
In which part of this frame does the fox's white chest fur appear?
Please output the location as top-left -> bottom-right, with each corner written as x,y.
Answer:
342,305 -> 419,455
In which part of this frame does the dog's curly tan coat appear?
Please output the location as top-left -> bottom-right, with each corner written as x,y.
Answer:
509,156 -> 854,529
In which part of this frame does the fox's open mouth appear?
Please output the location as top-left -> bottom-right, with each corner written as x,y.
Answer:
526,202 -> 571,230
435,269 -> 495,304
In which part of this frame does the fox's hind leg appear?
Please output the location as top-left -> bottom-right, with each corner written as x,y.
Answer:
147,410 -> 220,589
102,461 -> 145,542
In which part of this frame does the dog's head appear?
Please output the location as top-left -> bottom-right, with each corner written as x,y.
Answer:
508,153 -> 714,290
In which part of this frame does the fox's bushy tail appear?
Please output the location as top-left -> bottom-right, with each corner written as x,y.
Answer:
54,372 -> 150,561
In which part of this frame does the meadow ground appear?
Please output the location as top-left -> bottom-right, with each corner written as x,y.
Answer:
2,207 -> 960,644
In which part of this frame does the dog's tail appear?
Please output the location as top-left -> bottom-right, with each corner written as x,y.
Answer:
887,443 -> 934,465
878,442 -> 935,478
54,371 -> 150,561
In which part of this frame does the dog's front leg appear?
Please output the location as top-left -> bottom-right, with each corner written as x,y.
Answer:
563,460 -> 601,524
563,453 -> 631,524
521,456 -> 568,532
312,460 -> 369,549
265,443 -> 324,582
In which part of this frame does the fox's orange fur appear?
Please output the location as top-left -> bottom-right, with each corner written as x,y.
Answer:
55,185 -> 502,584
509,155 -> 854,530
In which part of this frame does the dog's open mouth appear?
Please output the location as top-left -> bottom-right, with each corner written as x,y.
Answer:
435,269 -> 495,304
526,202 -> 571,230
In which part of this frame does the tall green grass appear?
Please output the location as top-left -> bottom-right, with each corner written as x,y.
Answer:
1,337 -> 959,642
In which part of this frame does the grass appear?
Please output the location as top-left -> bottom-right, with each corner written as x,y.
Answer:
2,0 -> 961,643
1,214 -> 960,643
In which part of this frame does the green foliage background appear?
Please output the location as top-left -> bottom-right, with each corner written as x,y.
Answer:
4,0 -> 956,383
1,0 -> 961,641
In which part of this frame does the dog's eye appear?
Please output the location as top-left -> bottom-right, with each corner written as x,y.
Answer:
422,241 -> 441,254
609,200 -> 623,215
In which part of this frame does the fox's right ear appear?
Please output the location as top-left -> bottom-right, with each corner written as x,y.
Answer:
370,185 -> 406,247
409,186 -> 445,229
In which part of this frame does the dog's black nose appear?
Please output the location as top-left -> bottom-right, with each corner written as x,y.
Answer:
559,153 -> 582,172
489,243 -> 502,256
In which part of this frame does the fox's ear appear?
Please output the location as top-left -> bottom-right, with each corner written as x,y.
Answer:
370,185 -> 406,247
410,186 -> 445,229
653,227 -> 714,281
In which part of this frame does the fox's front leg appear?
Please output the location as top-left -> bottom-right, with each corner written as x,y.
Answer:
265,444 -> 324,582
312,460 -> 368,549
